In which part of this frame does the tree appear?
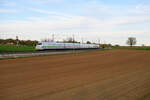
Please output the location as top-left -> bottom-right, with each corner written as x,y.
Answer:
41,38 -> 53,42
0,38 -> 38,46
67,37 -> 74,43
142,44 -> 145,47
63,37 -> 79,43
86,41 -> 91,44
114,44 -> 120,47
126,37 -> 137,47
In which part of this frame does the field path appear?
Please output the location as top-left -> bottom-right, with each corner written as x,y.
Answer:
0,50 -> 150,100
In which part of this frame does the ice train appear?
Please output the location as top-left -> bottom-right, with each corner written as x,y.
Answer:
36,42 -> 99,50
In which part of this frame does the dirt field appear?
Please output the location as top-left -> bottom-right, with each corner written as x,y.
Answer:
0,50 -> 150,100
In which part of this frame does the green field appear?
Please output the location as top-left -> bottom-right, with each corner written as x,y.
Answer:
0,45 -> 35,52
1,45 -> 150,53
113,46 -> 150,50
131,47 -> 150,50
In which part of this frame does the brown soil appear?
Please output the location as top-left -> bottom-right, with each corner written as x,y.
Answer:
0,50 -> 150,100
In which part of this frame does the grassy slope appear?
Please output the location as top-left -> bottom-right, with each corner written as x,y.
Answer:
0,45 -> 35,52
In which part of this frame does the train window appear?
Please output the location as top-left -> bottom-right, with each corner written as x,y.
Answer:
38,43 -> 42,45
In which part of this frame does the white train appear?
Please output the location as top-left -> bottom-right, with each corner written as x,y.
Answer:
36,42 -> 99,50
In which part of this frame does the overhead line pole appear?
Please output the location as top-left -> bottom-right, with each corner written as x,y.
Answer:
72,34 -> 75,53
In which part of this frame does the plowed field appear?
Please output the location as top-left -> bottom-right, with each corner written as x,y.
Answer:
0,50 -> 150,100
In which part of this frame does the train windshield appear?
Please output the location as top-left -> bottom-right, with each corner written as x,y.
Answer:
38,43 -> 42,45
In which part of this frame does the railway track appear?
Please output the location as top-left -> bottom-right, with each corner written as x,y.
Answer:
0,49 -> 100,59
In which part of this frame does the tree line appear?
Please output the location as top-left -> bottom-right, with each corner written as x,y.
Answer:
0,39 -> 38,46
0,37 -> 138,47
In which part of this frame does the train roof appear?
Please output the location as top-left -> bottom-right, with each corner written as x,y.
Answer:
39,42 -> 99,45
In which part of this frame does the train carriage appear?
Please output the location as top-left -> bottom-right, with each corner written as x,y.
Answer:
36,42 -> 99,50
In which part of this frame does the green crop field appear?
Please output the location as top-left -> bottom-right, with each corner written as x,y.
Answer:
131,47 -> 150,50
0,45 -> 35,52
113,46 -> 150,50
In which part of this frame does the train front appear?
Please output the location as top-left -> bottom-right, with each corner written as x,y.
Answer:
36,42 -> 43,50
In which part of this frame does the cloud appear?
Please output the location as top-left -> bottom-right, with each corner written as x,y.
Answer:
0,11 -> 149,34
128,4 -> 150,15
2,1 -> 17,7
28,0 -> 64,5
29,8 -> 148,28
1,8 -> 150,33
0,9 -> 19,13
29,8 -> 73,18
0,1 -> 150,45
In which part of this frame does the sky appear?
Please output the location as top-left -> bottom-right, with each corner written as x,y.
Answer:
0,0 -> 150,45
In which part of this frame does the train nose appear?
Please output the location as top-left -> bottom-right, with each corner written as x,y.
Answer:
36,45 -> 42,50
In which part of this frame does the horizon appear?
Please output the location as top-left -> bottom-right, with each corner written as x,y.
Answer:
0,0 -> 150,46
